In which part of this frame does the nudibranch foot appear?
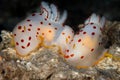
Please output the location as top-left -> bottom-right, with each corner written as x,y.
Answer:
76,66 -> 89,69
92,54 -> 105,66
104,52 -> 120,61
75,53 -> 106,69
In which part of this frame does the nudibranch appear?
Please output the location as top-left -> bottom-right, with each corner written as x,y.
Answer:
12,2 -> 74,57
64,14 -> 106,69
12,1 -> 107,69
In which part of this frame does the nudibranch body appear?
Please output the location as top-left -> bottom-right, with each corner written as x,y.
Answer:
12,1 -> 106,69
13,2 -> 74,57
51,25 -> 74,54
64,14 -> 106,68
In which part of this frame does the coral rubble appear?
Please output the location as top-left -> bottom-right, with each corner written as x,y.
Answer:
0,21 -> 120,80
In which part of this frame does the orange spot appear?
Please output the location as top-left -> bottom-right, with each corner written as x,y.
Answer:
40,22 -> 43,24
93,26 -> 96,29
66,38 -> 68,43
73,44 -> 76,49
91,32 -> 95,35
16,42 -> 19,45
29,24 -> 32,26
22,30 -> 24,32
83,32 -> 86,34
44,18 -> 47,21
78,39 -> 81,42
28,28 -> 31,31
48,30 -> 52,33
68,36 -> 70,39
55,28 -> 57,30
18,26 -> 22,29
27,42 -> 30,47
64,55 -> 69,58
66,49 -> 69,52
27,19 -> 31,21
62,32 -> 65,35
21,46 -> 25,49
62,24 -> 65,27
37,32 -> 39,34
71,39 -> 73,42
70,54 -> 74,57
37,28 -> 40,31
48,23 -> 51,25
28,36 -> 31,40
80,56 -> 84,59
14,34 -> 16,36
91,48 -> 94,52
36,35 -> 37,37
32,13 -> 35,16
90,23 -> 94,25
21,39 -> 24,42
42,33 -> 44,35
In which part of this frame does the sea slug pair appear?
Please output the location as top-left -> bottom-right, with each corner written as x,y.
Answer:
12,2 -> 106,69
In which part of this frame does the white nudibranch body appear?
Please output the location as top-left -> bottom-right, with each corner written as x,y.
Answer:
64,14 -> 106,68
13,1 -> 106,69
13,2 -> 74,57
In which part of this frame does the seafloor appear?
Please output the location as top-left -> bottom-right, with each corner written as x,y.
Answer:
0,21 -> 120,80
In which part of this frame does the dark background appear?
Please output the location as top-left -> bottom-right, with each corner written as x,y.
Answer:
0,0 -> 120,32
